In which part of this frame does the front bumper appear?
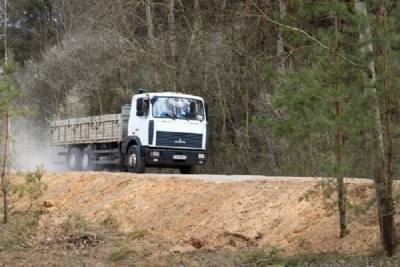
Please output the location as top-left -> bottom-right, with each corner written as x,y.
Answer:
143,147 -> 206,167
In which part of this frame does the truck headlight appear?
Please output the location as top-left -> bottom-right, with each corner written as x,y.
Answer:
150,151 -> 160,157
198,153 -> 205,159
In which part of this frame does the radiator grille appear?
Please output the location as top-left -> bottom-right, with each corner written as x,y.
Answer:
156,131 -> 203,148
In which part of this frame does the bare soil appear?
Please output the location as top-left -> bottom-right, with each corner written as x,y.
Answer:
1,172 -> 399,266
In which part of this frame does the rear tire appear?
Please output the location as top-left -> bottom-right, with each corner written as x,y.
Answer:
179,166 -> 196,174
126,145 -> 145,173
81,147 -> 96,171
67,147 -> 82,171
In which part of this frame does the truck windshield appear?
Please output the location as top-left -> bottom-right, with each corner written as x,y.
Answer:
152,97 -> 205,121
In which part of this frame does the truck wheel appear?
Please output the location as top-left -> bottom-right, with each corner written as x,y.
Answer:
179,166 -> 196,174
81,147 -> 95,171
67,147 -> 82,171
126,145 -> 145,173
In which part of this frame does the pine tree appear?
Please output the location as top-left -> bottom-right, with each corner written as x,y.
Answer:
264,1 -> 369,238
0,56 -> 20,223
355,0 -> 399,256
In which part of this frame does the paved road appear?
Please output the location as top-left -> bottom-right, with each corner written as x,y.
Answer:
48,168 -> 374,183
119,173 -> 373,183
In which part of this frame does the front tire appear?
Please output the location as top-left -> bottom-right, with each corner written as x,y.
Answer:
67,147 -> 82,171
126,145 -> 145,173
179,166 -> 196,174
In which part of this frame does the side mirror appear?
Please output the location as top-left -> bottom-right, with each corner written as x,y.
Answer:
136,98 -> 144,116
136,98 -> 149,116
205,103 -> 209,121
189,102 -> 196,113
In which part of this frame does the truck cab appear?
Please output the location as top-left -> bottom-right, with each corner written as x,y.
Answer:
50,92 -> 207,174
125,92 -> 207,173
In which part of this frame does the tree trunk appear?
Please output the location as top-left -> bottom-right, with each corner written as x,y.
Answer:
4,0 -> 7,63
334,13 -> 347,238
1,109 -> 9,224
381,3 -> 396,256
216,0 -> 227,27
355,0 -> 396,256
167,0 -> 178,91
188,0 -> 201,55
145,0 -> 160,86
145,0 -> 155,48
276,0 -> 286,74
192,0 -> 208,93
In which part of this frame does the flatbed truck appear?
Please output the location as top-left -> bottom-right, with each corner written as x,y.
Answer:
50,92 -> 207,173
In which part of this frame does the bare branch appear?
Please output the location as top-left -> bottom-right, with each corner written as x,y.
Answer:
248,0 -> 361,67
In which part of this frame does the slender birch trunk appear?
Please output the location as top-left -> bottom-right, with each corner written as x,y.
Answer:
145,0 -> 160,85
188,0 -> 201,55
355,0 -> 396,255
4,0 -> 7,63
145,0 -> 155,48
167,0 -> 178,91
192,0 -> 208,93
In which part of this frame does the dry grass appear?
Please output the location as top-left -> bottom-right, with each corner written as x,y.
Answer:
1,217 -> 400,267
0,211 -> 41,252
2,172 -> 400,266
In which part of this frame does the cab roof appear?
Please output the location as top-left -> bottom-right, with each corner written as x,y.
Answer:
133,92 -> 204,101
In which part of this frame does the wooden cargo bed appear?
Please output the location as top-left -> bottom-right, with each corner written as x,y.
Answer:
50,106 -> 130,146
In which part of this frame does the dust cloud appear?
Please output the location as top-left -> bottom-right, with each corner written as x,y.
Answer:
11,118 -> 65,171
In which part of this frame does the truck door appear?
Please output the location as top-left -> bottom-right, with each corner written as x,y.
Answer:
128,97 -> 149,145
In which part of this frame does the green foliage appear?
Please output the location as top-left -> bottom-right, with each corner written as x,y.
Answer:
258,2 -> 384,178
241,248 -> 358,267
127,229 -> 148,240
346,202 -> 369,217
0,54 -> 24,224
346,197 -> 375,218
101,216 -> 119,229
3,0 -> 400,179
0,211 -> 41,252
298,188 -> 319,202
244,247 -> 284,266
7,0 -> 58,63
0,55 -> 21,115
321,179 -> 337,200
12,165 -> 47,200
61,215 -> 92,234
107,246 -> 136,262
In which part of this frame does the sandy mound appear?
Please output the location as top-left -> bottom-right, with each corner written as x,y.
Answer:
25,172 -> 391,255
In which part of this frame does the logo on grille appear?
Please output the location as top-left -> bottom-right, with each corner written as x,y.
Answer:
174,138 -> 186,144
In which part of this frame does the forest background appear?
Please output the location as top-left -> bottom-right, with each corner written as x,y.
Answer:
2,0 -> 399,178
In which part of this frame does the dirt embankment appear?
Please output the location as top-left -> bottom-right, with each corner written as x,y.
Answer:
23,172 -> 389,256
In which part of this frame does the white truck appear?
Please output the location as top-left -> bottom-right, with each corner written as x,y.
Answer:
49,92 -> 208,173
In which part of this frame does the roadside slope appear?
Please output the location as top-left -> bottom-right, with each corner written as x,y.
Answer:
28,172 -> 388,255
